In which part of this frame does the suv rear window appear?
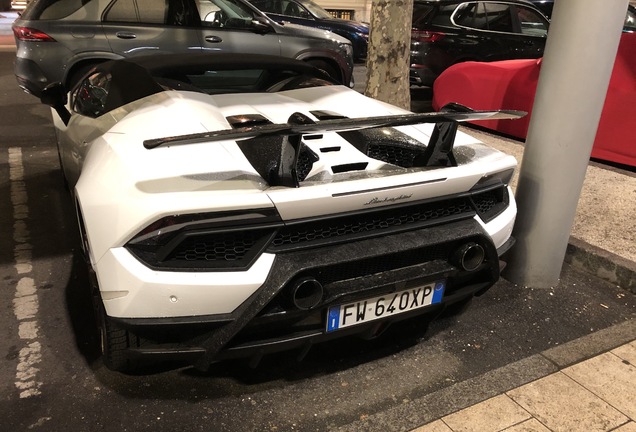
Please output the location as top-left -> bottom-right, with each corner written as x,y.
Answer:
483,2 -> 513,32
103,0 -> 200,26
454,2 -> 487,29
453,1 -> 514,33
412,4 -> 435,29
21,0 -> 94,20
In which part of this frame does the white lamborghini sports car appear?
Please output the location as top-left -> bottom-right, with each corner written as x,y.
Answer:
41,54 -> 523,372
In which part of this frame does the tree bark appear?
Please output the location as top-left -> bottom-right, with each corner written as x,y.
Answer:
364,0 -> 413,110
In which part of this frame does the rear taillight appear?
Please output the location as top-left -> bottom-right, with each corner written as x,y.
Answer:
12,26 -> 56,42
411,30 -> 445,43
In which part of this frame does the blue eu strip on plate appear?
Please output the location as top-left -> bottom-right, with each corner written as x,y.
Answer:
326,280 -> 445,333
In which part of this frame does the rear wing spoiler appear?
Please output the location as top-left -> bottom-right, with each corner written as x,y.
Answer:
144,103 -> 525,187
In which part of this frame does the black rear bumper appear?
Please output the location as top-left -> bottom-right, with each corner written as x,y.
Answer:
112,217 -> 506,370
15,57 -> 48,97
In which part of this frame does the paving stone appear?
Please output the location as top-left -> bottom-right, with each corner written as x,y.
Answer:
507,373 -> 628,432
502,418 -> 552,432
614,422 -> 636,432
411,420 -> 453,432
563,351 -> 636,419
441,394 -> 530,432
612,341 -> 636,365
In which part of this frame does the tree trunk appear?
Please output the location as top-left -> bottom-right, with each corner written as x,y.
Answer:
364,0 -> 413,110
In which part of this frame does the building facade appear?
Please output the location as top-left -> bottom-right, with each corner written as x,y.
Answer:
319,0 -> 373,22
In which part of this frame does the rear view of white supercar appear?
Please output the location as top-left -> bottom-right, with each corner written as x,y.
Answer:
40,53 -> 523,372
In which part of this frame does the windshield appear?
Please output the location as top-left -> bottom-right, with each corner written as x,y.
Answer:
197,0 -> 260,27
625,6 -> 636,32
301,0 -> 332,19
200,0 -> 257,19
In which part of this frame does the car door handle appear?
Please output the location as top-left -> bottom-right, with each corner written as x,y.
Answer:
205,35 -> 223,43
116,32 -> 137,39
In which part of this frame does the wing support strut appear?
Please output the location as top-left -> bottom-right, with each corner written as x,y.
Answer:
236,112 -> 315,188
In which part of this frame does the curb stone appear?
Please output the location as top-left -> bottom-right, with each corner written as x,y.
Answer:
566,236 -> 636,295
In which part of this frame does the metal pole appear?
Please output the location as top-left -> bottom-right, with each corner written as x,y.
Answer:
504,0 -> 629,287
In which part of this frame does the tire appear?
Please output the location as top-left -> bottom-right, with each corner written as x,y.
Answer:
80,210 -> 139,373
66,62 -> 99,90
307,59 -> 341,84
98,301 -> 140,373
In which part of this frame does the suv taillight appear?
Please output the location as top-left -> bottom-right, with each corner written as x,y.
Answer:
411,30 -> 445,43
13,27 -> 56,42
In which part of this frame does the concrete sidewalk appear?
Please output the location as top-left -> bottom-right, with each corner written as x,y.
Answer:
413,339 -> 636,432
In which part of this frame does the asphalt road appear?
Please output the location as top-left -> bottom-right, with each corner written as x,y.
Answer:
0,51 -> 634,432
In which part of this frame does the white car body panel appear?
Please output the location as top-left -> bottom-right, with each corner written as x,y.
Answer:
97,248 -> 276,318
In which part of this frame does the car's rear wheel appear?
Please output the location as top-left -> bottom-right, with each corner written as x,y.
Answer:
79,205 -> 139,373
307,59 -> 340,83
87,246 -> 140,373
98,302 -> 140,373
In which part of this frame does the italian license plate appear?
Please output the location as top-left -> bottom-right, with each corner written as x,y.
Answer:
325,280 -> 445,333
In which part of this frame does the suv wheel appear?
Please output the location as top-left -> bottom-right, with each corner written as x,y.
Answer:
307,59 -> 340,83
66,62 -> 100,90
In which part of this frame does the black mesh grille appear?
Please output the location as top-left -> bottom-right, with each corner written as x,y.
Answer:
470,187 -> 508,223
367,144 -> 424,168
133,228 -> 276,270
169,231 -> 262,262
269,197 -> 474,251
297,146 -> 317,181
472,190 -> 498,214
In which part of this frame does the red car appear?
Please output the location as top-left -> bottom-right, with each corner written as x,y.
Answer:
432,32 -> 636,167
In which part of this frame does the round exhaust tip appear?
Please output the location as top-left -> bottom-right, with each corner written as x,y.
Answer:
290,277 -> 324,310
454,242 -> 485,271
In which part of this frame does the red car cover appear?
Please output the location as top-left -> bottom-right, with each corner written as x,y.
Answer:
432,32 -> 636,167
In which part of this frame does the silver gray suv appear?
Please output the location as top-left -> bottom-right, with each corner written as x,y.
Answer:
13,0 -> 354,96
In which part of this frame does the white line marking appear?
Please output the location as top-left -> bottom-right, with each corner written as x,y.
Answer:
9,147 -> 42,398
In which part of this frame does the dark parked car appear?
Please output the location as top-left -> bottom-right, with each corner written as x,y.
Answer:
528,0 -> 636,32
13,0 -> 353,97
527,0 -> 553,17
248,0 -> 369,61
410,0 -> 549,86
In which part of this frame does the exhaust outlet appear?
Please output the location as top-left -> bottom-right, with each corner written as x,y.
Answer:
289,277 -> 324,310
453,242 -> 485,271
